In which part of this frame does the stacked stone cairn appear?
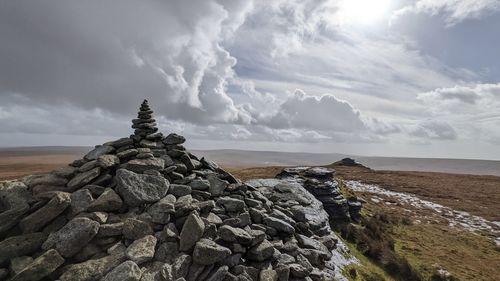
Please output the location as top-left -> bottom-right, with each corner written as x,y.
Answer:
0,100 -> 359,281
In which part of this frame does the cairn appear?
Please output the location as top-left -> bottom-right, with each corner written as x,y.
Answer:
0,100 -> 360,281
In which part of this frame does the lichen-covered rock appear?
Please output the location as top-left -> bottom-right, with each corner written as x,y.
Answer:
0,232 -> 46,264
115,169 -> 169,206
86,188 -> 122,212
101,261 -> 142,281
9,249 -> 64,281
193,239 -> 232,265
19,192 -> 71,233
126,235 -> 157,264
42,217 -> 99,258
179,211 -> 205,252
67,167 -> 101,191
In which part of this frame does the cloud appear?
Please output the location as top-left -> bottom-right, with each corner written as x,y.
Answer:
265,89 -> 367,132
0,0 -> 253,125
409,120 -> 457,140
393,0 -> 500,26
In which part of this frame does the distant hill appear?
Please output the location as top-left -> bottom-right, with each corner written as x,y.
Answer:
2,146 -> 500,177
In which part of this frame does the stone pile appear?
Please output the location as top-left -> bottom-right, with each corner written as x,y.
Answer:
277,167 -> 362,222
0,101 -> 358,281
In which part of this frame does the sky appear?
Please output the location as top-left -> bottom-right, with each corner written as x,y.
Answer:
1,0 -> 500,160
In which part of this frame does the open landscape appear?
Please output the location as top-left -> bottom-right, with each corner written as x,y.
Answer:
1,146 -> 499,280
2,1 -> 500,280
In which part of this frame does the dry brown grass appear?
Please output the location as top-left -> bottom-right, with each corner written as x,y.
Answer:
0,151 -> 84,181
331,165 -> 500,221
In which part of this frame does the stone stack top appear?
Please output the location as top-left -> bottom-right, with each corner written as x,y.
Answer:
131,99 -> 158,138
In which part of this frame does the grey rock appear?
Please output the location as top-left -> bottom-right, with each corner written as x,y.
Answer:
154,242 -> 178,263
19,192 -> 71,233
115,169 -> 169,206
259,269 -> 278,281
193,239 -> 231,265
263,217 -> 294,234
59,254 -> 125,281
106,137 -> 134,148
147,194 -> 175,224
206,265 -> 229,281
122,218 -> 153,240
10,256 -> 34,276
84,145 -> 115,161
27,174 -> 68,188
189,179 -> 210,191
163,133 -> 185,145
42,217 -> 99,258
87,188 -> 123,212
179,212 -> 205,252
126,235 -> 157,264
168,184 -> 191,197
247,240 -> 275,261
217,197 -> 246,213
78,160 -> 98,172
67,167 -> 102,191
0,233 -> 46,264
98,155 -> 120,169
102,260 -> 142,281
207,174 -> 228,196
218,225 -> 252,245
123,158 -> 165,173
70,189 -> 94,215
9,249 -> 64,281
172,254 -> 191,279
116,149 -> 138,159
97,222 -> 124,237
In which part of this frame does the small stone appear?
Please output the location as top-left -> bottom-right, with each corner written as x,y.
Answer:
67,167 -> 101,191
207,174 -> 228,196
0,233 -> 46,264
70,189 -> 94,215
84,145 -> 115,161
247,240 -> 275,261
259,269 -> 278,281
169,184 -> 192,197
193,239 -> 231,265
126,235 -> 157,264
172,254 -> 191,279
147,194 -> 175,224
42,217 -> 99,258
98,154 -> 120,169
263,217 -> 295,234
117,149 -> 138,159
206,265 -> 229,281
123,158 -> 165,173
9,249 -> 64,281
102,260 -> 142,281
87,188 -> 123,212
217,197 -> 246,213
123,218 -> 153,240
19,192 -> 71,233
218,225 -> 252,245
190,179 -> 210,191
97,222 -> 124,237
9,256 -> 34,276
59,254 -> 124,281
179,212 -> 205,252
163,133 -> 185,145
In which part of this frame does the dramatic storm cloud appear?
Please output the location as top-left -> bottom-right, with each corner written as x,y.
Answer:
1,0 -> 500,159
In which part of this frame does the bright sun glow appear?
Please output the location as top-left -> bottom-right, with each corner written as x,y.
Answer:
338,0 -> 393,25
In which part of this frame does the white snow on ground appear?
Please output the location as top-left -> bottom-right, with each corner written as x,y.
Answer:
345,180 -> 500,243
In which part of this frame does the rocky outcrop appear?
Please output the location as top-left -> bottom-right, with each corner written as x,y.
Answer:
0,100 -> 359,281
277,167 -> 362,222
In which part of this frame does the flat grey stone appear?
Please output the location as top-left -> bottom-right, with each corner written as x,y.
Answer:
115,169 -> 169,206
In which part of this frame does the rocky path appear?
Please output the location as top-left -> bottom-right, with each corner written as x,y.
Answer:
346,180 -> 500,246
